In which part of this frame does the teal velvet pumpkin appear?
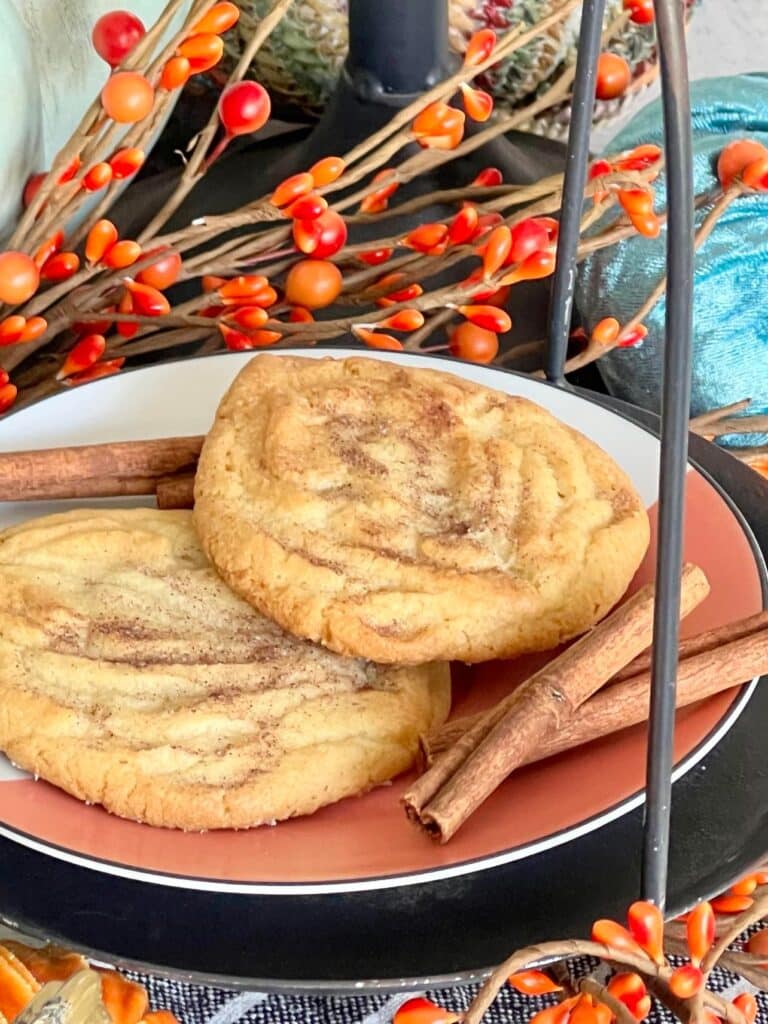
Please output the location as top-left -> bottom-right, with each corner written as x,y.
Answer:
576,74 -> 768,444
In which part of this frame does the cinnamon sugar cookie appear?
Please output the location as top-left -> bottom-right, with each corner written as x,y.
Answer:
193,356 -> 650,664
0,508 -> 449,830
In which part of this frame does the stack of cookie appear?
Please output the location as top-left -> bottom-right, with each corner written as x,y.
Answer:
0,356 -> 650,832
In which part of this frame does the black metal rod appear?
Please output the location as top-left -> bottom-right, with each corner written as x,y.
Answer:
641,0 -> 695,909
544,0 -> 606,383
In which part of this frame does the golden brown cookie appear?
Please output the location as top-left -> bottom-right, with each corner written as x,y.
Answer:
0,508 -> 450,830
193,356 -> 651,664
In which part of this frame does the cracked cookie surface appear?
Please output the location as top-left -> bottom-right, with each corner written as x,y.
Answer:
0,508 -> 449,829
194,356 -> 650,663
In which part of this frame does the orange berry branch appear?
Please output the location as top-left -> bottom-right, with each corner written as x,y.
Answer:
0,0 -> 766,477
385,872 -> 768,1024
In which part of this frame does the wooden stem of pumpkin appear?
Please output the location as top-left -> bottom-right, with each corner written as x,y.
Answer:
561,185 -> 742,376
137,0 -> 298,243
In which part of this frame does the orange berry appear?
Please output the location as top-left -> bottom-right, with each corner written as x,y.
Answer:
412,102 -> 465,150
449,322 -> 498,363
449,206 -> 480,244
460,83 -> 493,122
404,223 -> 449,253
83,162 -> 113,192
285,259 -> 342,309
508,970 -> 562,995
499,250 -> 556,285
226,305 -> 269,329
668,964 -> 703,999
271,172 -> 314,208
733,994 -> 757,1024
730,876 -> 758,897
353,327 -> 403,351
717,139 -> 768,187
591,920 -> 647,957
626,901 -> 664,963
19,316 -> 47,342
33,230 -> 65,269
393,997 -> 459,1024
124,279 -> 171,316
596,53 -> 631,100
458,304 -> 511,333
0,315 -> 27,344
288,306 -> 314,323
463,28 -> 496,67
103,240 -> 142,269
101,71 -> 154,123
358,247 -> 393,266
482,225 -> 512,277
65,358 -> 124,386
287,194 -> 328,221
190,1 -> 240,35
376,309 -> 425,331
0,251 -> 39,304
309,156 -> 345,186
742,156 -> 768,190
0,381 -> 17,413
359,169 -> 399,214
116,289 -> 139,338
136,248 -> 182,290
110,147 -> 145,180
86,220 -> 119,264
178,33 -> 224,72
161,56 -> 191,90
218,274 -> 272,302
57,334 -> 107,379
710,894 -> 754,913
591,317 -> 621,346
472,167 -> 503,187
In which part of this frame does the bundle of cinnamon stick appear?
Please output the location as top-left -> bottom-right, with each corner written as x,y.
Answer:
0,437 -> 200,508
405,566 -> 768,842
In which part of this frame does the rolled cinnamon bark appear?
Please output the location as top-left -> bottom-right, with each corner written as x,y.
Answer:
0,437 -> 203,501
403,564 -> 710,842
421,611 -> 768,765
155,473 -> 196,510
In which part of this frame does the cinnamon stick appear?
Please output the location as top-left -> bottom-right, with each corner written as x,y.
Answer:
0,437 -> 203,501
421,610 -> 768,765
403,564 -> 710,842
155,473 -> 196,510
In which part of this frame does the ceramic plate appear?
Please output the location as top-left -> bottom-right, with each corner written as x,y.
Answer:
0,349 -> 763,900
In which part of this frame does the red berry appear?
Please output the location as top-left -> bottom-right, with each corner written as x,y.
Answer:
91,10 -> 146,67
623,0 -> 654,24
506,218 -> 549,265
292,209 -> 347,258
218,81 -> 271,137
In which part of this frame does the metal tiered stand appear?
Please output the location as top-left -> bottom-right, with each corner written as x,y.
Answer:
1,0 -> 767,993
